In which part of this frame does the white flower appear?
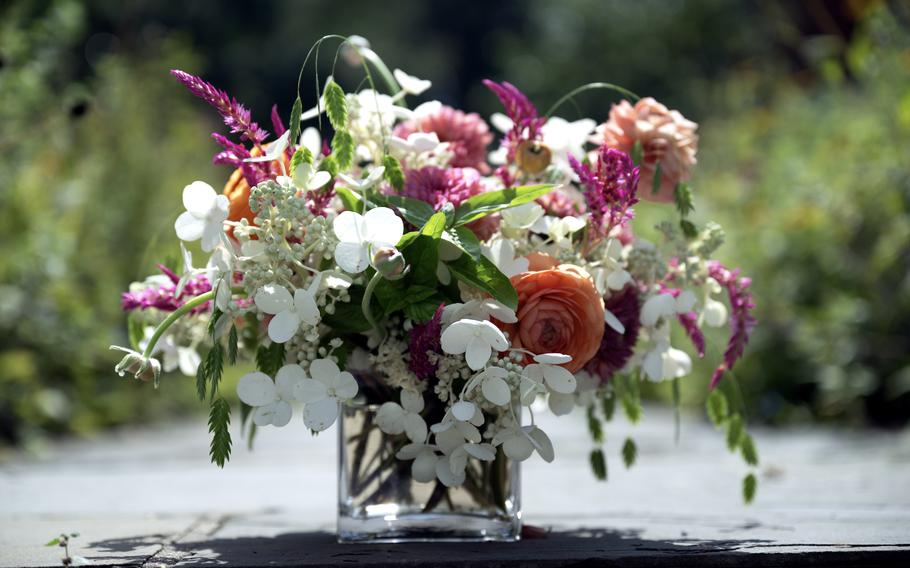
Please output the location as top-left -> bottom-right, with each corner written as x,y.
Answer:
332,207 -> 404,274
640,290 -> 697,327
110,346 -> 161,383
300,127 -> 322,156
442,299 -> 517,325
531,215 -> 586,249
254,275 -> 323,344
387,131 -> 440,155
447,441 -> 496,478
376,390 -> 428,444
207,246 -> 234,312
523,353 -> 577,395
236,365 -> 308,427
336,166 -> 386,193
295,358 -> 359,431
463,365 -> 512,406
292,162 -> 333,192
704,298 -> 728,327
592,239 -> 631,295
440,319 -> 510,371
174,181 -> 229,252
482,238 -> 529,278
641,324 -> 692,382
140,328 -> 199,377
539,116 -> 597,167
500,202 -> 545,231
492,425 -> 554,463
244,130 -> 290,163
395,443 -> 440,483
393,69 -> 432,95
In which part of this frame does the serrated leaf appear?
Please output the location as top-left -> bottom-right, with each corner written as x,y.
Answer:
726,414 -> 744,451
206,343 -> 224,400
590,448 -> 607,481
706,389 -> 729,427
207,308 -> 223,340
674,182 -> 694,217
331,130 -> 354,170
743,473 -> 757,504
586,406 -> 604,443
453,184 -> 554,226
621,437 -> 637,468
631,140 -> 644,166
740,433 -> 759,466
446,253 -> 518,310
288,96 -> 302,148
195,356 -> 208,401
651,161 -> 662,196
208,397 -> 232,467
227,325 -> 238,365
324,80 -> 347,130
289,146 -> 313,175
383,154 -> 405,191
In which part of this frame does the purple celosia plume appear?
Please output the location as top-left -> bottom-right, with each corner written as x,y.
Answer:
121,265 -> 211,314
569,146 -> 640,236
677,311 -> 706,358
270,104 -> 286,137
408,304 -> 445,379
584,286 -> 641,383
482,80 -> 546,162
170,69 -> 269,145
706,261 -> 756,389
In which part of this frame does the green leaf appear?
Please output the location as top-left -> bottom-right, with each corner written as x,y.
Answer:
382,154 -> 405,191
195,355 -> 208,401
45,538 -> 60,547
601,390 -> 616,421
706,389 -> 729,427
323,285 -> 372,332
420,211 -> 447,239
630,140 -> 644,166
740,433 -> 759,466
127,312 -> 144,352
446,253 -> 518,310
404,298 -> 442,323
444,226 -> 482,260
319,154 -> 339,177
651,161 -> 662,196
207,308 -> 223,340
621,437 -> 637,468
743,473 -> 757,504
680,219 -> 698,239
589,448 -> 607,481
227,325 -> 239,365
208,397 -> 232,468
335,186 -> 362,213
674,182 -> 694,217
205,343 -> 224,400
586,406 -> 604,444
372,193 -> 434,227
331,130 -> 354,170
289,146 -> 313,176
725,414 -> 744,451
324,79 -> 347,130
288,97 -> 302,148
453,184 -> 554,226
256,342 -> 285,376
615,374 -> 641,423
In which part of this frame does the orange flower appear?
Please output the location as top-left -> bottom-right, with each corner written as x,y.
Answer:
499,265 -> 605,373
525,251 -> 559,272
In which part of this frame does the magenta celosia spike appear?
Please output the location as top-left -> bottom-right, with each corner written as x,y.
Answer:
571,146 -> 639,236
121,267 -> 213,314
270,104 -> 286,137
677,312 -> 706,358
482,80 -> 538,124
170,69 -> 269,145
706,261 -> 757,389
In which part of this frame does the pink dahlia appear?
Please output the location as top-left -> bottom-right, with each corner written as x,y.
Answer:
399,166 -> 500,240
394,105 -> 493,171
596,97 -> 698,203
584,286 -> 641,384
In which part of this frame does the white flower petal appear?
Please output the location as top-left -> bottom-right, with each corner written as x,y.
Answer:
435,456 -> 465,487
452,400 -> 476,422
676,290 -> 697,313
303,397 -> 339,431
607,270 -> 631,290
307,170 -> 332,191
396,443 -> 426,460
269,400 -> 293,427
641,293 -> 676,327
543,364 -> 577,394
333,210 -> 367,243
548,392 -> 575,416
449,447 -> 468,475
252,403 -> 279,427
604,309 -> 626,334
528,427 -> 555,462
294,378 -> 328,403
174,211 -> 205,242
237,372 -> 277,406
533,353 -> 572,365
334,242 -> 371,274
502,433 -> 534,461
456,421 -> 482,443
435,426 -> 465,454
267,310 -> 300,343
478,320 -> 510,351
363,207 -> 404,245
275,364 -> 307,400
376,402 -> 406,435
465,336 -> 492,370
293,289 -> 321,326
200,222 -> 224,253
182,181 -> 217,218
301,127 -> 321,156
464,443 -> 496,462
704,298 -> 728,327
255,285 -> 294,315
403,412 -> 428,444
412,450 -> 438,482
400,389 -> 425,413
440,321 -> 472,355
334,371 -> 359,401
310,358 -> 341,384
482,374 -> 512,406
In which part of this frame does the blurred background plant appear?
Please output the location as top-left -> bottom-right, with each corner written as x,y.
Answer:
1,0 -> 908,448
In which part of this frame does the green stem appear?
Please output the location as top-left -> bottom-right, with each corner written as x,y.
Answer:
544,82 -> 640,118
357,46 -> 401,96
140,288 -> 244,359
361,270 -> 385,342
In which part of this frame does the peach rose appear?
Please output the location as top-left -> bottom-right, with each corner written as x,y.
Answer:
597,97 -> 698,203
499,265 -> 605,373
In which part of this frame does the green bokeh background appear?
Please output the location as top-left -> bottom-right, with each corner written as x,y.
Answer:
1,0 -> 908,449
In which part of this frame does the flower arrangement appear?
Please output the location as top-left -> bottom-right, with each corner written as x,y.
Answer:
112,38 -> 758,509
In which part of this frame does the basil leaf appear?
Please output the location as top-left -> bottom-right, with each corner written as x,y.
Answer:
446,254 -> 518,310
453,184 -> 554,226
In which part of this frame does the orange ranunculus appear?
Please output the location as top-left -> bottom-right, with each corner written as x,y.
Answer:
525,251 -> 559,272
499,265 -> 605,373
223,146 -> 290,234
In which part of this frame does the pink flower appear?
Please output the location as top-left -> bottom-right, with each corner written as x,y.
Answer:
597,98 -> 698,203
394,105 -> 492,171
536,187 -> 586,218
398,166 -> 500,240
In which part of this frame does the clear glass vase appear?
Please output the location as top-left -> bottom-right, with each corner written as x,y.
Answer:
337,401 -> 521,543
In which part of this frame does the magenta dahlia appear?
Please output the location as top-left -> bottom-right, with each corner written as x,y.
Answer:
584,286 -> 641,383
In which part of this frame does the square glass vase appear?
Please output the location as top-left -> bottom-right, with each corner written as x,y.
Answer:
337,401 -> 521,543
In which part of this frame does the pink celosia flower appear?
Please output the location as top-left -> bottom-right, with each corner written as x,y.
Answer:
706,261 -> 756,389
398,166 -> 499,240
596,97 -> 698,203
536,187 -> 586,218
569,146 -> 640,236
584,286 -> 641,383
483,80 -> 546,163
394,105 -> 493,171
122,265 -> 212,314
